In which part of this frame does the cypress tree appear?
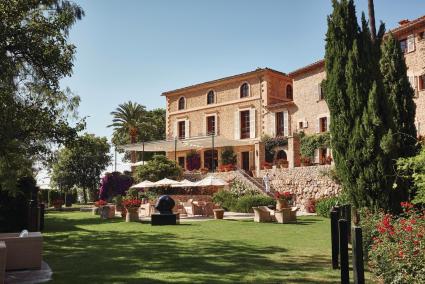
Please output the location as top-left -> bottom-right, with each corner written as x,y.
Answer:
325,0 -> 360,202
380,33 -> 418,209
325,0 -> 411,211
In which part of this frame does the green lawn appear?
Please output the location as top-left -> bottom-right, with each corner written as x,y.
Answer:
43,212 -> 363,283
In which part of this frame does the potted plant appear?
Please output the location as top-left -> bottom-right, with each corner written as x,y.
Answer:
93,199 -> 107,215
274,191 -> 293,211
122,198 -> 142,222
262,162 -> 273,170
300,156 -> 311,166
52,199 -> 64,210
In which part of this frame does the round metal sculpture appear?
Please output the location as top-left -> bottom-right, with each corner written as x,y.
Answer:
155,195 -> 175,214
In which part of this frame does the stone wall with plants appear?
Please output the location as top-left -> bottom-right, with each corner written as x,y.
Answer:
259,165 -> 341,211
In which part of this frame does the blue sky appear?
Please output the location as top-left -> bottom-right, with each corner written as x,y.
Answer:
59,0 -> 424,171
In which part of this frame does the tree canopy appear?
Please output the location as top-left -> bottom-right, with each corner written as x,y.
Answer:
133,155 -> 182,183
0,0 -> 84,192
50,134 -> 111,203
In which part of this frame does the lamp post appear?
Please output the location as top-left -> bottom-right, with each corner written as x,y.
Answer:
211,133 -> 215,172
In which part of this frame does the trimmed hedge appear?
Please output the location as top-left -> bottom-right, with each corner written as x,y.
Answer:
234,195 -> 275,213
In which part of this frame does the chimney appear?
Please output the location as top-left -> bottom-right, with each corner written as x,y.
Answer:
398,19 -> 410,26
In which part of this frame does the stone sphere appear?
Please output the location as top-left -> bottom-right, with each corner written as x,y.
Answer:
155,195 -> 175,214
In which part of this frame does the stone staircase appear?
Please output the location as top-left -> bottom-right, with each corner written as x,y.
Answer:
235,167 -> 274,197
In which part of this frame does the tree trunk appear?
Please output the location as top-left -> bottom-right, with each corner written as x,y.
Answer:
368,0 -> 376,42
83,188 -> 88,204
130,128 -> 137,164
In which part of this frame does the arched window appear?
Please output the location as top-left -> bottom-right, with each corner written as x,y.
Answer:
178,97 -> 185,110
286,84 -> 293,100
207,90 -> 215,104
240,83 -> 249,98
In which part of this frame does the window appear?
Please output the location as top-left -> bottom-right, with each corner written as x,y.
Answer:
207,90 -> 215,104
240,83 -> 249,98
276,112 -> 285,136
299,121 -> 304,129
178,97 -> 185,110
319,84 -> 325,100
407,34 -> 415,52
319,117 -> 328,133
419,75 -> 425,91
400,39 -> 407,53
206,116 -> 216,135
286,85 -> 293,100
178,121 -> 185,139
419,31 -> 424,40
240,110 -> 250,139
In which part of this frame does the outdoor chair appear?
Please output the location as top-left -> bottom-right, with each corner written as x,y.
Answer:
182,199 -> 203,216
0,232 -> 43,270
253,207 -> 273,222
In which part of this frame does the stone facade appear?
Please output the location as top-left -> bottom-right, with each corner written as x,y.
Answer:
154,15 -> 425,174
259,165 -> 341,212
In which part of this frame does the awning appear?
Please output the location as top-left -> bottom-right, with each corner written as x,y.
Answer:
130,180 -> 155,188
195,175 -> 229,187
117,135 -> 259,152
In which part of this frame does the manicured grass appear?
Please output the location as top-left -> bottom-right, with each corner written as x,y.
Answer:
43,212 -> 365,283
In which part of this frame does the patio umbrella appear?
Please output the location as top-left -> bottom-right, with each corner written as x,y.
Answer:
153,178 -> 180,187
195,175 -> 228,187
130,180 -> 155,188
171,179 -> 198,188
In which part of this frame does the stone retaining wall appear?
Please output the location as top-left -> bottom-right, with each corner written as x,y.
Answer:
259,165 -> 341,211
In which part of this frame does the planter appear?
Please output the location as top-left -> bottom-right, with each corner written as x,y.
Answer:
213,209 -> 225,220
125,207 -> 139,222
276,200 -> 289,211
100,205 -> 116,219
92,207 -> 100,215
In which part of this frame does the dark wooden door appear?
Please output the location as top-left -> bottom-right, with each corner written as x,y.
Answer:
241,152 -> 250,172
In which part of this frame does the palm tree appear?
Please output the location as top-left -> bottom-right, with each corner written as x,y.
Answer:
108,101 -> 146,163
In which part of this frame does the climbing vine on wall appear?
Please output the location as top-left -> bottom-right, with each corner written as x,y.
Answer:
261,135 -> 288,162
300,132 -> 331,159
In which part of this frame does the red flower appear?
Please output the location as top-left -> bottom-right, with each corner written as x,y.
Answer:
122,199 -> 142,208
95,200 -> 107,207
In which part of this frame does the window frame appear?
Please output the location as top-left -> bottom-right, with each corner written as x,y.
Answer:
240,110 -> 250,139
178,96 -> 186,110
240,82 -> 250,98
400,39 -> 408,54
286,84 -> 293,100
178,120 -> 186,139
276,112 -> 285,136
319,117 -> 328,133
207,90 -> 215,105
206,115 -> 216,136
419,74 -> 425,91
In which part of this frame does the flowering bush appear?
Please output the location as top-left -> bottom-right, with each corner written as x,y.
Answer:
122,199 -> 142,209
229,180 -> 257,197
99,171 -> 133,200
369,202 -> 425,284
95,200 -> 107,207
274,191 -> 293,202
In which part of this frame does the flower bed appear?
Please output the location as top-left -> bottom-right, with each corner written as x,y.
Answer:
367,202 -> 425,283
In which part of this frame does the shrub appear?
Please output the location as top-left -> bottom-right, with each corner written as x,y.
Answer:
0,189 -> 28,232
221,147 -> 236,165
212,191 -> 237,211
368,203 -> 425,284
229,180 -> 257,197
315,196 -> 344,217
300,132 -> 330,159
134,155 -> 182,182
234,195 -> 275,213
359,208 -> 385,261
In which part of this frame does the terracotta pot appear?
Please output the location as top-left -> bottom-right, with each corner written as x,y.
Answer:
213,209 -> 225,219
125,207 -> 139,222
276,200 -> 289,211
